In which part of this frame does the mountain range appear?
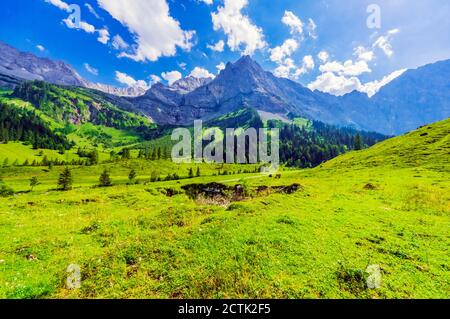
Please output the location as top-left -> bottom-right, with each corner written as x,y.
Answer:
1,40 -> 449,135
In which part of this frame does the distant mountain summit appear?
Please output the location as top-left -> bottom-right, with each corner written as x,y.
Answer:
0,41 -> 86,87
1,41 -> 449,135
0,41 -> 145,97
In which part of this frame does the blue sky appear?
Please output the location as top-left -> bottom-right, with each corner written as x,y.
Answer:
1,0 -> 449,96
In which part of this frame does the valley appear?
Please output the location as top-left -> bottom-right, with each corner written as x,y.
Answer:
0,40 -> 449,300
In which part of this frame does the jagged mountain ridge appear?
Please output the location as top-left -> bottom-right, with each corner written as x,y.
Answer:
133,55 -> 450,135
1,40 -> 449,135
0,41 -> 147,97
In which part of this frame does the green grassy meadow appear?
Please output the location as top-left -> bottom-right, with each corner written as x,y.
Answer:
0,119 -> 449,299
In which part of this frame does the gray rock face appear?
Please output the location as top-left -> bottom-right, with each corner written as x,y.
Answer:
86,82 -> 147,97
132,55 -> 450,135
1,40 -> 448,135
170,76 -> 212,94
0,41 -> 145,97
0,41 -> 87,87
133,56 -> 355,127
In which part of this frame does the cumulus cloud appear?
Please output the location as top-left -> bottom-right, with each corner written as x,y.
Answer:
45,0 -> 70,11
273,58 -> 296,78
63,18 -> 96,33
161,71 -> 182,85
200,0 -> 214,5
189,67 -> 215,79
36,45 -> 45,52
319,60 -> 371,77
150,74 -> 162,84
282,11 -> 304,36
373,28 -> 399,57
115,71 -> 150,89
112,34 -> 129,50
216,62 -> 226,72
269,39 -> 299,64
46,0 -> 111,45
317,51 -> 329,63
98,0 -> 195,62
293,55 -> 315,78
207,40 -> 225,52
308,72 -> 362,96
84,63 -> 99,76
211,0 -> 266,55
354,46 -> 374,62
97,28 -> 110,44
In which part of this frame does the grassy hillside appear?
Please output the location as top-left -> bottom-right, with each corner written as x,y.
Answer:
0,119 -> 448,299
322,118 -> 450,171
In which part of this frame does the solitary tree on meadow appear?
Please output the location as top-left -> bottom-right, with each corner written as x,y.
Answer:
58,167 -> 73,191
128,169 -> 137,184
99,169 -> 112,187
30,176 -> 40,191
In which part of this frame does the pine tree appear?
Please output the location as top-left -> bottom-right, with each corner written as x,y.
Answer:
188,168 -> 194,178
354,134 -> 363,151
157,147 -> 162,160
196,167 -> 201,177
58,167 -> 73,191
99,169 -> 112,187
122,148 -> 131,160
128,169 -> 137,184
30,177 -> 40,191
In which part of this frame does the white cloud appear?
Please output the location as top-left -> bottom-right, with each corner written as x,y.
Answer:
207,40 -> 225,52
293,55 -> 315,78
282,11 -> 304,36
354,46 -> 375,62
150,74 -> 162,84
318,51 -> 329,63
97,28 -> 110,44
373,28 -> 399,57
63,18 -> 96,33
189,67 -> 215,79
269,39 -> 298,64
178,62 -> 187,70
307,18 -> 317,39
112,34 -> 129,50
360,69 -> 407,97
200,0 -> 214,5
85,3 -> 102,19
45,0 -> 70,11
161,71 -> 182,85
216,62 -> 226,72
273,58 -> 296,78
98,0 -> 195,62
36,45 -> 45,52
319,60 -> 371,77
84,63 -> 99,76
115,71 -> 150,89
308,72 -> 362,96
211,0 -> 266,55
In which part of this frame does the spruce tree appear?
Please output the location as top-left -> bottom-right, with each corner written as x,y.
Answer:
58,167 -> 73,191
30,177 -> 40,191
128,169 -> 137,184
99,169 -> 112,187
